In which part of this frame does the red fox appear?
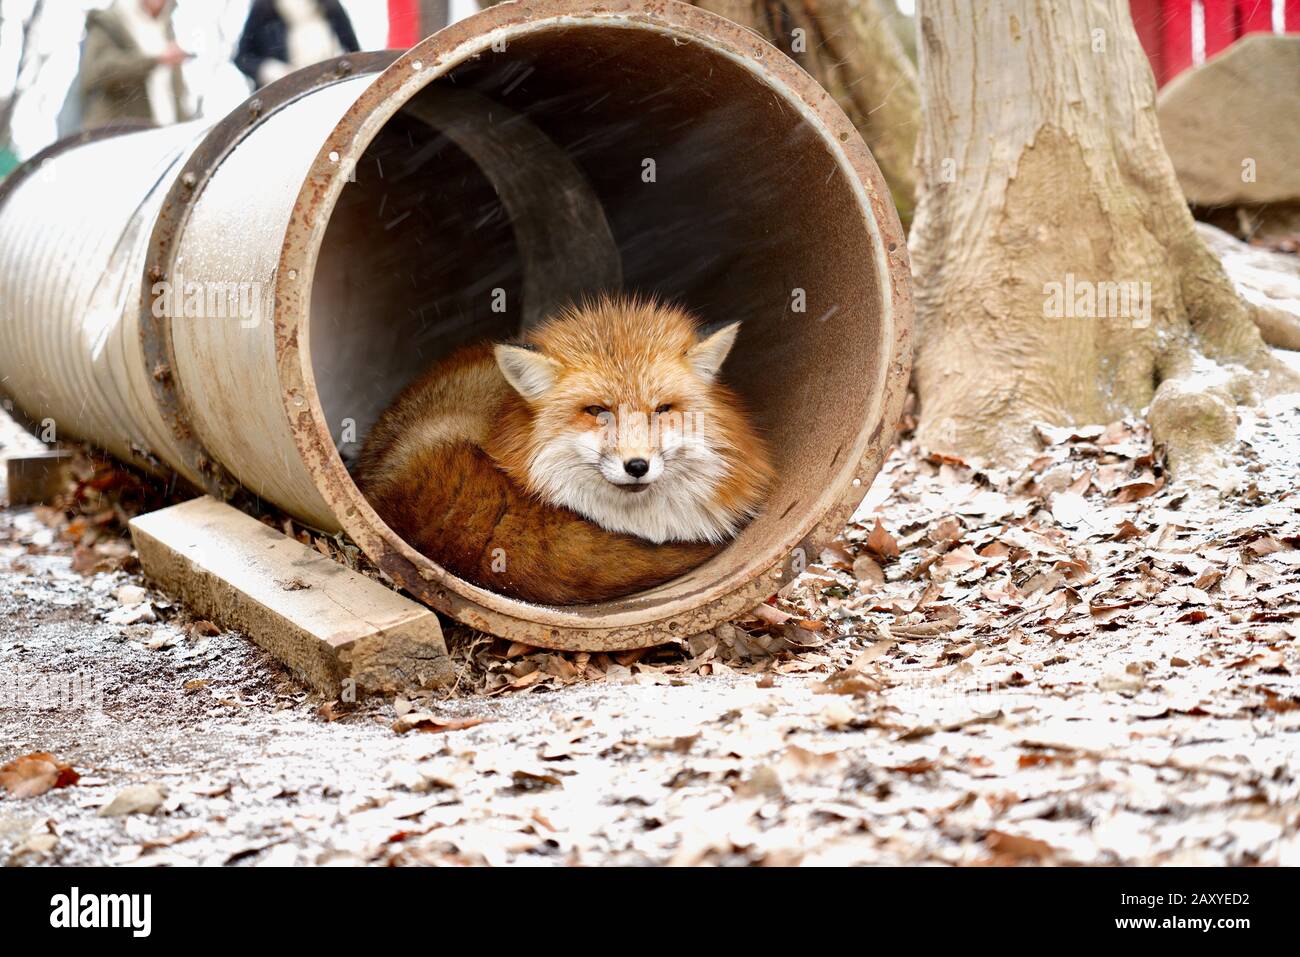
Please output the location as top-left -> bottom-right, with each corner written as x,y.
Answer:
356,296 -> 772,605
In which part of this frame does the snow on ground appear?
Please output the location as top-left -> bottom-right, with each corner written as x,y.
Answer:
1,393 -> 1298,866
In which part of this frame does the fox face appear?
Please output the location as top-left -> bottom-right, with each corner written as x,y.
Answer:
490,298 -> 770,545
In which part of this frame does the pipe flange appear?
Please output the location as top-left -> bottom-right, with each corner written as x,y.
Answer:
139,52 -> 401,498
273,0 -> 913,650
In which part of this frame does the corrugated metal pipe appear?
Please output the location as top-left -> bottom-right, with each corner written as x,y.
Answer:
0,0 -> 911,651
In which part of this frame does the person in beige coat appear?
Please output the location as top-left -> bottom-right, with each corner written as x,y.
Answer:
79,0 -> 190,129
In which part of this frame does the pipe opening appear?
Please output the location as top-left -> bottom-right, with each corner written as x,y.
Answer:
296,11 -> 899,643
311,109 -> 526,451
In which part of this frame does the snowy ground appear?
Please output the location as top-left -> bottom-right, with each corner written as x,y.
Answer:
1,393 -> 1298,867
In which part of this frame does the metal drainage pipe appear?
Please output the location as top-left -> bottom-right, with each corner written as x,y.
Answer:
0,0 -> 912,651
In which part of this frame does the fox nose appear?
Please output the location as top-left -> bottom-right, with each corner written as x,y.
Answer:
623,458 -> 650,478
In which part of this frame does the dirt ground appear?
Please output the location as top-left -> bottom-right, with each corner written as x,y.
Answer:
1,386 -> 1298,867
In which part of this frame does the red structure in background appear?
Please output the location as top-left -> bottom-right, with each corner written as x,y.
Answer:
388,2 -> 1295,78
1130,0 -> 1300,85
387,0 -> 425,49
387,1 -> 1295,76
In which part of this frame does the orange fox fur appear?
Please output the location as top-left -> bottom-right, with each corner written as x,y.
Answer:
356,297 -> 772,605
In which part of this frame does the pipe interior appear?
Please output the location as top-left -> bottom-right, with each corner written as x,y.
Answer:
310,23 -> 884,608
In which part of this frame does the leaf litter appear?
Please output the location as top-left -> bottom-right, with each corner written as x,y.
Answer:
1,396 -> 1299,865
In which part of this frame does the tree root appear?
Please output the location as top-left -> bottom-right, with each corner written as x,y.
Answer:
1248,303 -> 1300,352
1147,365 -> 1240,491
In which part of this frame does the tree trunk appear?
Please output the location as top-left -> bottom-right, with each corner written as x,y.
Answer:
693,0 -> 920,223
909,0 -> 1298,481
419,0 -> 451,34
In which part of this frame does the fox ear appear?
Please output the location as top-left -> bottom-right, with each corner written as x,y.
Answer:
687,322 -> 740,381
495,344 -> 559,401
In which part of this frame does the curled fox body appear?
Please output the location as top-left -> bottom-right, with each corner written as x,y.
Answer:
356,297 -> 772,605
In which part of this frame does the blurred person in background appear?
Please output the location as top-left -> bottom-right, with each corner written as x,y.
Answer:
79,0 -> 191,129
234,0 -> 360,89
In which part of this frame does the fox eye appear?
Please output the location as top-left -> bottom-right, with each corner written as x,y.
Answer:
584,405 -> 609,418
655,404 -> 673,415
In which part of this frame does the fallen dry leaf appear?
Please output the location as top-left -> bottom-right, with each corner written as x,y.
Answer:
391,712 -> 488,735
852,553 -> 886,585
0,752 -> 80,799
1111,520 -> 1145,541
819,698 -> 857,729
813,667 -> 882,698
1113,474 -> 1163,503
889,758 -> 937,775
865,519 -> 901,560
985,830 -> 1058,862
749,603 -> 793,628
99,783 -> 166,817
1262,690 -> 1300,713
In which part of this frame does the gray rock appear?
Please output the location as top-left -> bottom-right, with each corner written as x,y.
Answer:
1158,35 -> 1300,206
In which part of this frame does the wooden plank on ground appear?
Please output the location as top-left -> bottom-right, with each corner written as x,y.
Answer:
129,497 -> 452,697
5,450 -> 74,506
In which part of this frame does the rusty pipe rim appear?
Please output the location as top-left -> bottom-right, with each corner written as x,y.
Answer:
275,0 -> 913,650
139,51 -> 401,499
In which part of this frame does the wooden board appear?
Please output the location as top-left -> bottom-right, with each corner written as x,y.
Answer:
129,497 -> 452,697
4,450 -> 73,507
